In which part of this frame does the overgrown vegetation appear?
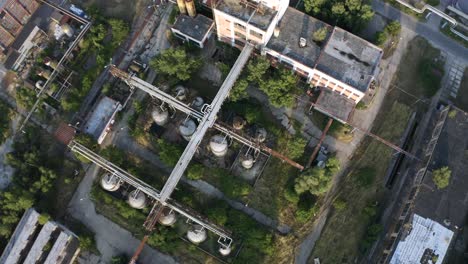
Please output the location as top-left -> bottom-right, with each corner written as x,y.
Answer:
0,101 -> 13,144
230,57 -> 298,108
304,0 -> 374,33
294,157 -> 340,195
62,11 -> 129,112
0,127 -> 83,250
374,21 -> 401,47
149,47 -> 201,81
432,166 -> 451,189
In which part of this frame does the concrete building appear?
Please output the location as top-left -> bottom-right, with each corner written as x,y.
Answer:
213,0 -> 289,47
84,96 -> 122,144
0,0 -> 40,52
213,1 -> 382,104
0,208 -> 80,264
171,14 -> 214,48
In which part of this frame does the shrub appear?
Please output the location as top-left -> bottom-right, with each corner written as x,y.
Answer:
448,109 -> 457,119
333,198 -> 347,210
356,101 -> 367,110
374,31 -> 388,47
432,166 -> 451,189
187,164 -> 204,180
312,27 -> 328,43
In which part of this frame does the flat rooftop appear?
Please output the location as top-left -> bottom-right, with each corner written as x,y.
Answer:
314,88 -> 355,122
172,14 -> 213,42
215,0 -> 277,30
413,109 -> 468,230
316,27 -> 382,92
266,7 -> 332,69
390,214 -> 453,264
84,96 -> 121,139
0,208 -> 80,264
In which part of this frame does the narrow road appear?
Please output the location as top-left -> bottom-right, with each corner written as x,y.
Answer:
371,0 -> 468,63
68,165 -> 177,264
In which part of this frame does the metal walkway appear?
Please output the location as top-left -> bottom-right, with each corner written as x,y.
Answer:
68,141 -> 233,248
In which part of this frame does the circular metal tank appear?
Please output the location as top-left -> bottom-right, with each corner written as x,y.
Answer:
158,210 -> 177,226
100,173 -> 121,191
210,135 -> 228,157
240,154 -> 254,169
127,190 -> 147,209
37,68 -> 51,79
62,24 -> 74,38
191,97 -> 204,111
255,127 -> 267,143
151,107 -> 169,126
232,116 -> 245,130
174,85 -> 187,101
35,80 -> 44,90
179,119 -> 196,141
187,225 -> 207,244
219,246 -> 232,256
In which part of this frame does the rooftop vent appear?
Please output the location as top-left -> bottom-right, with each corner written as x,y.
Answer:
299,37 -> 307,48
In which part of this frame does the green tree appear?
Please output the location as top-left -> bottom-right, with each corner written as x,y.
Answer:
432,166 -> 451,189
206,203 -> 229,226
150,48 -> 201,81
154,139 -> 184,167
374,31 -> 388,47
295,157 -> 340,195
385,21 -> 401,37
304,0 -> 326,14
0,102 -> 12,144
16,87 -> 37,109
246,57 -> 270,83
108,19 -> 129,48
333,198 -> 347,210
259,68 -> 297,108
312,27 -> 328,43
230,78 -> 249,101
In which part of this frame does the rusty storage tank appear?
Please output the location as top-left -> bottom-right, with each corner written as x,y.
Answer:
152,107 -> 169,126
179,119 -> 197,141
232,116 -> 245,130
158,210 -> 177,226
255,127 -> 267,143
240,154 -> 254,169
128,190 -> 147,209
187,225 -> 207,244
100,173 -> 121,192
191,97 -> 204,111
210,135 -> 228,157
174,85 -> 188,101
219,246 -> 232,256
37,68 -> 51,79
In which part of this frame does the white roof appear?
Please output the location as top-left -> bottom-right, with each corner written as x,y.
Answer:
390,214 -> 454,264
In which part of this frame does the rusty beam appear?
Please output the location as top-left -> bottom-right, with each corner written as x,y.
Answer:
307,118 -> 333,168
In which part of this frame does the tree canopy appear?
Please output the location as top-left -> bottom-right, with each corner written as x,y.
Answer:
0,102 -> 12,144
149,48 -> 201,81
294,157 -> 340,195
304,0 -> 374,33
432,166 -> 451,189
259,68 -> 297,108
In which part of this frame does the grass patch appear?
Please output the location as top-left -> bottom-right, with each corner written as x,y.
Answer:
392,36 -> 444,101
453,68 -> 468,112
310,101 -> 412,263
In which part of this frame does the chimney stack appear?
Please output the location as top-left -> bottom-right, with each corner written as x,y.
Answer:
177,0 -> 187,14
185,0 -> 197,17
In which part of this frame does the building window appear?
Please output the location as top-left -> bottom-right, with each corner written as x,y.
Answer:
234,22 -> 246,30
235,31 -> 246,39
249,30 -> 263,39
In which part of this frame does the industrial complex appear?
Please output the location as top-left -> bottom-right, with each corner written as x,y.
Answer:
0,0 -> 467,264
